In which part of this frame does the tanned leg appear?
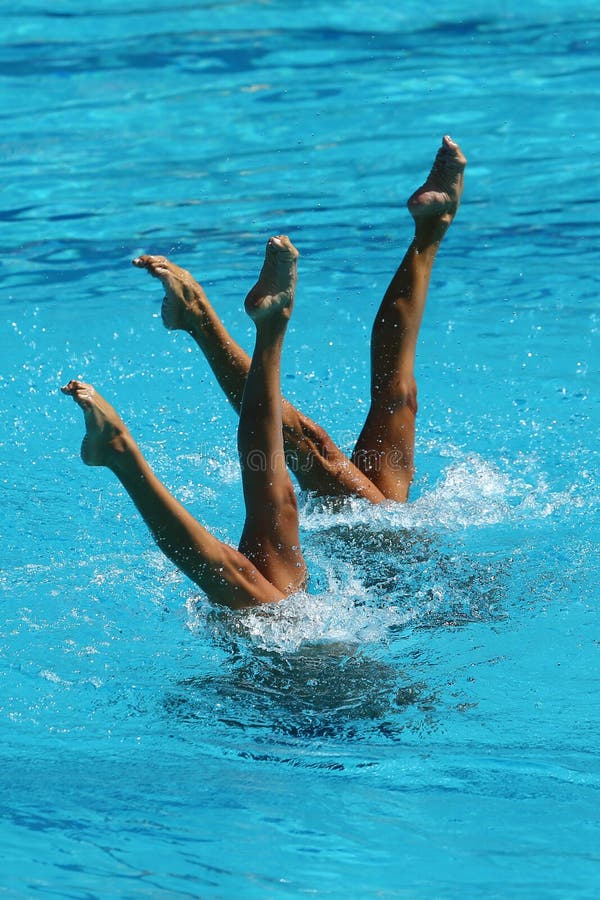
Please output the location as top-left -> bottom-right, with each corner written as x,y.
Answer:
132,254 -> 383,503
351,136 -> 467,501
61,380 -> 283,608
236,236 -> 308,594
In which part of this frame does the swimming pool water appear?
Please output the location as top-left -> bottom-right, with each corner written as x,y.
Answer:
1,1 -> 599,896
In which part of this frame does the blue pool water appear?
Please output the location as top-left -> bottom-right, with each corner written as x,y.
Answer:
1,1 -> 599,896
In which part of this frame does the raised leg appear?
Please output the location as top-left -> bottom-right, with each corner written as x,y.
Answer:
351,136 -> 467,501
132,254 -> 383,503
236,236 -> 308,594
61,380 -> 284,608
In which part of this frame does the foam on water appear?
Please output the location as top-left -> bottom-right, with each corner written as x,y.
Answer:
183,451 -> 566,656
2,1 -> 599,894
302,452 -> 571,533
188,581 -> 407,655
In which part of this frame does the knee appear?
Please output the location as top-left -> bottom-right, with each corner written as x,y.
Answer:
265,477 -> 299,521
284,411 -> 338,462
374,377 -> 418,416
303,419 -> 338,458
280,478 -> 299,513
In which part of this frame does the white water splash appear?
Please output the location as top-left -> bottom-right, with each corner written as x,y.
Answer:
185,453 -> 570,654
302,453 -> 570,533
240,585 -> 410,654
187,567 -> 420,655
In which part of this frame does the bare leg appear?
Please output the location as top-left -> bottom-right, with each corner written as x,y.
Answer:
61,380 -> 284,608
351,136 -> 467,501
236,236 -> 308,594
133,255 -> 383,503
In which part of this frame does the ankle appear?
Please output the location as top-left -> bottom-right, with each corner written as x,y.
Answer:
184,307 -> 217,344
412,232 -> 444,257
413,218 -> 451,253
104,430 -> 135,470
254,321 -> 287,350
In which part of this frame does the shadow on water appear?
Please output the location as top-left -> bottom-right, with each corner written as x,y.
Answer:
307,519 -> 510,629
159,455 -> 565,748
161,525 -> 508,745
162,640 -> 442,744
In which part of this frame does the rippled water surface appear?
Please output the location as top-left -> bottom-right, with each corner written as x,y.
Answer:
1,1 -> 599,896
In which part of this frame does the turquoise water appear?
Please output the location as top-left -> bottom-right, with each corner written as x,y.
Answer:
1,1 -> 599,896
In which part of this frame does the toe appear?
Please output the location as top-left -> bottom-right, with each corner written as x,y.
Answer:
132,254 -> 168,269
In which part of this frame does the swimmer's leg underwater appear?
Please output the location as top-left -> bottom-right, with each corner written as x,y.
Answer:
62,238 -> 308,608
351,135 -> 467,501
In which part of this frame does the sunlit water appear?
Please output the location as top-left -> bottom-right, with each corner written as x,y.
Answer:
1,2 -> 599,896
